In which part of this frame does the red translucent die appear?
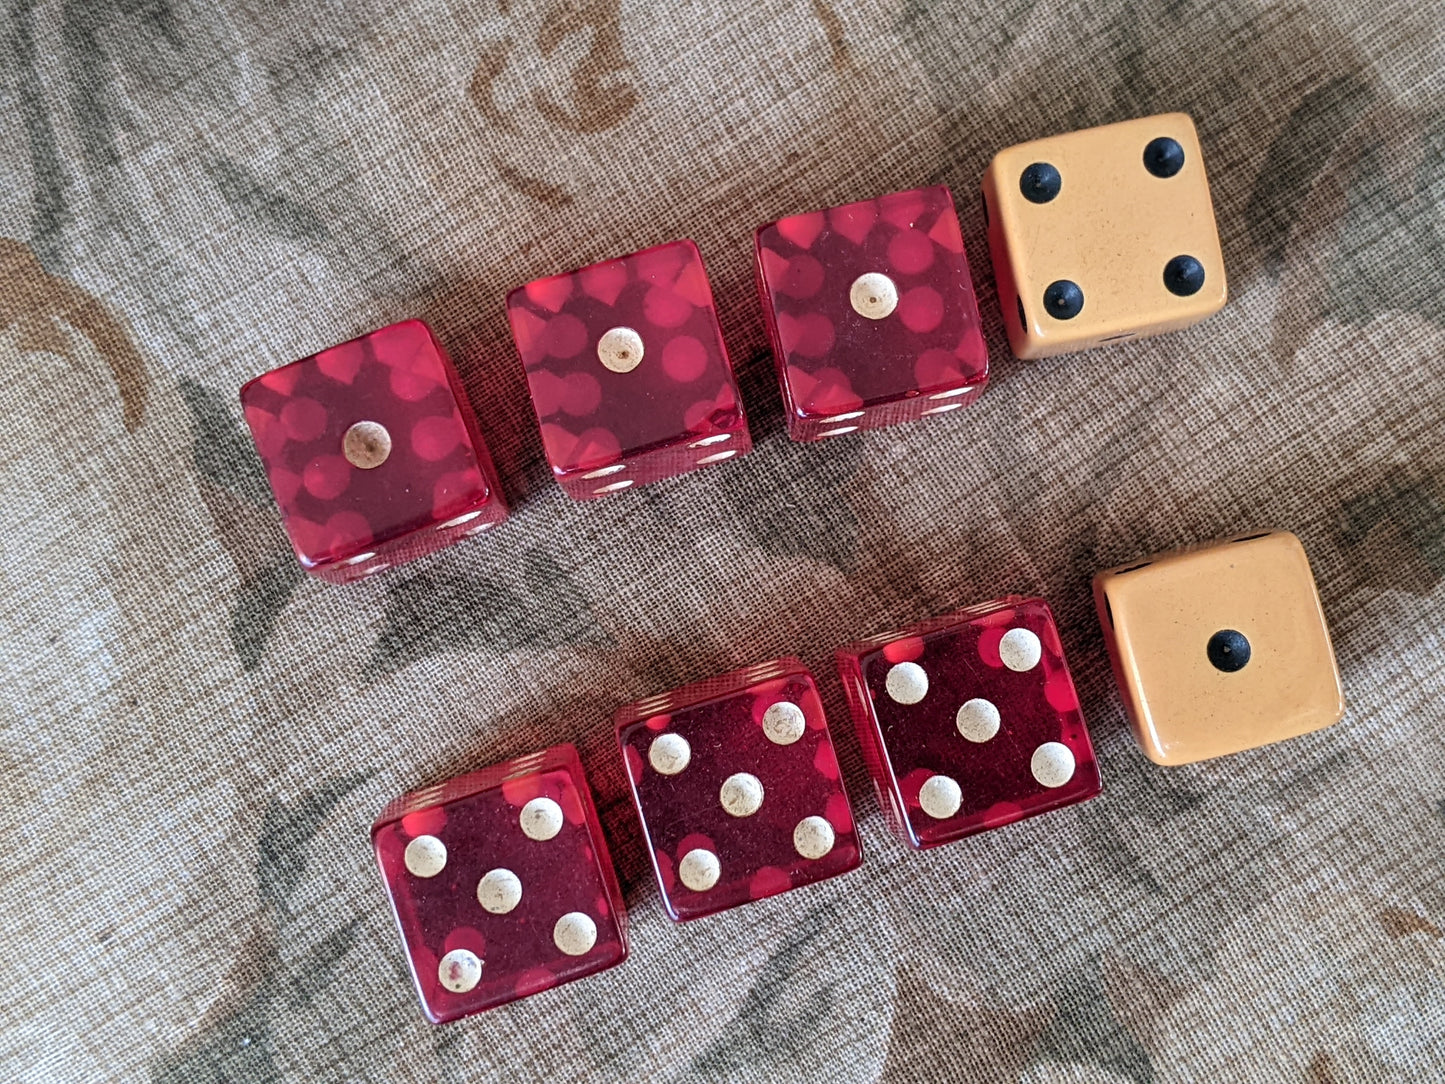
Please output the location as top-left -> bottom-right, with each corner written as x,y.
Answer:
505,240 -> 752,499
615,658 -> 862,922
755,185 -> 989,442
372,744 -> 628,1024
836,597 -> 1100,849
240,319 -> 507,584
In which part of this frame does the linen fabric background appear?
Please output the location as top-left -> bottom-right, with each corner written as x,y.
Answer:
1,0 -> 1442,1080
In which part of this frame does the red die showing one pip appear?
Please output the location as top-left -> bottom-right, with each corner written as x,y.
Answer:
616,659 -> 862,921
836,597 -> 1101,849
372,744 -> 628,1023
506,240 -> 752,499
755,185 -> 988,441
240,319 -> 507,584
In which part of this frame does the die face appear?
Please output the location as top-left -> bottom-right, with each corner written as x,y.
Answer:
755,185 -> 989,441
616,659 -> 862,922
983,112 -> 1227,359
1093,530 -> 1345,766
506,240 -> 752,499
240,319 -> 507,583
837,598 -> 1101,849
372,744 -> 627,1023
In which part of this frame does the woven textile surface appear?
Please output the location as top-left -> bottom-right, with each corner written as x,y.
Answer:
2,0 -> 1443,1080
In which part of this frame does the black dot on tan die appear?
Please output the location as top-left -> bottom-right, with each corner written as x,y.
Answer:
1207,629 -> 1251,672
1019,162 -> 1062,204
1043,280 -> 1084,320
1164,255 -> 1206,297
1143,137 -> 1186,178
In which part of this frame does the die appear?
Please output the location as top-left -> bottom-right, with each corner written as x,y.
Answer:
615,658 -> 862,921
505,240 -> 752,499
755,185 -> 988,440
1093,530 -> 1345,766
836,597 -> 1101,849
982,112 -> 1227,359
372,743 -> 628,1023
239,319 -> 507,584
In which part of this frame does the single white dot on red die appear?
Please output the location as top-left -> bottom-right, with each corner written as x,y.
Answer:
553,912 -> 597,956
342,420 -> 391,469
762,701 -> 806,745
477,868 -> 522,914
720,772 -> 764,817
438,949 -> 482,993
999,628 -> 1043,672
793,815 -> 836,859
648,732 -> 691,775
850,272 -> 899,320
919,774 -> 961,819
886,661 -> 928,704
403,834 -> 447,878
1031,742 -> 1077,788
597,326 -> 644,373
955,698 -> 1000,743
678,848 -> 720,891
519,797 -> 564,840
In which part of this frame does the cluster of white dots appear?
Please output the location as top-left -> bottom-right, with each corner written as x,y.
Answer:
883,626 -> 1077,820
646,699 -> 834,892
401,794 -> 599,995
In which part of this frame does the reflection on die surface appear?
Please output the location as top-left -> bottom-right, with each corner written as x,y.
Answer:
372,744 -> 628,1023
983,112 -> 1227,359
239,319 -> 508,584
837,597 -> 1102,850
616,658 -> 862,922
1093,530 -> 1345,766
506,239 -> 752,500
755,184 -> 989,441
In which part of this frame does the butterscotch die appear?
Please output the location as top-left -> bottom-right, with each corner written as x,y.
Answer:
1093,531 -> 1344,766
982,112 -> 1226,359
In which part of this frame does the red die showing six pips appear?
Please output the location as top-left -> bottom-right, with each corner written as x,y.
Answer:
755,185 -> 989,441
373,744 -> 628,1024
836,597 -> 1101,849
506,239 -> 752,499
240,319 -> 507,583
616,659 -> 862,921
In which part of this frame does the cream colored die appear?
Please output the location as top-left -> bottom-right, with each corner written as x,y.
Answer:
1093,530 -> 1345,766
982,112 -> 1227,359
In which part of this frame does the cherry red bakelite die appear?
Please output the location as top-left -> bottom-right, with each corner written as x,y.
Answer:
615,659 -> 862,922
505,239 -> 752,499
372,744 -> 628,1024
755,185 -> 989,441
836,597 -> 1101,849
239,319 -> 507,583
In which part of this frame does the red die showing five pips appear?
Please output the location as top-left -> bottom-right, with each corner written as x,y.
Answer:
506,239 -> 752,499
616,659 -> 862,921
240,319 -> 508,584
755,185 -> 989,441
836,597 -> 1101,849
372,744 -> 628,1023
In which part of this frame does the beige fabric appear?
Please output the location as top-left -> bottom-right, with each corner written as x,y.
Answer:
1,1 -> 1442,1080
